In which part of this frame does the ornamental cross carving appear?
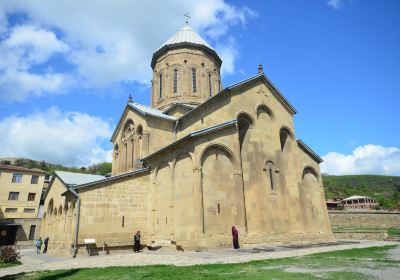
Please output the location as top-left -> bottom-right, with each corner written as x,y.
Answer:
257,86 -> 268,97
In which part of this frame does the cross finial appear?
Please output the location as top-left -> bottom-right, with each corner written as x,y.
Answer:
184,13 -> 190,25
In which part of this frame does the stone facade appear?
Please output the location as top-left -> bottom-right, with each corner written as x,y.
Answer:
329,211 -> 400,229
40,24 -> 334,255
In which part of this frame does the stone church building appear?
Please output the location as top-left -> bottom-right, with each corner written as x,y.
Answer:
41,24 -> 333,255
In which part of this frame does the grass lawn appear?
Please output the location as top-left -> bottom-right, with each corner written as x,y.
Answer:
3,245 -> 400,280
0,262 -> 21,269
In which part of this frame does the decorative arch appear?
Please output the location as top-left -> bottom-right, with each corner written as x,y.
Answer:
256,104 -> 274,119
47,199 -> 54,215
122,119 -> 135,141
237,112 -> 254,153
279,126 -> 294,151
171,152 -> 194,175
302,165 -> 321,184
136,125 -> 143,136
198,143 -> 240,172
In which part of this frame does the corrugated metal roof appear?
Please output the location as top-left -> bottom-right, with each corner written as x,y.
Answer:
342,195 -> 371,201
128,102 -> 176,121
55,171 -> 105,186
158,25 -> 213,51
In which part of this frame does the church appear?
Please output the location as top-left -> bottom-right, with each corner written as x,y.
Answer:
41,22 -> 334,255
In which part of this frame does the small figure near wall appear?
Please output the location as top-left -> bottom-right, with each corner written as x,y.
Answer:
35,237 -> 42,254
232,226 -> 239,249
134,230 -> 141,253
43,237 -> 49,253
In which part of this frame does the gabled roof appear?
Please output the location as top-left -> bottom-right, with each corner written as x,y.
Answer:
297,140 -> 323,164
70,167 -> 149,192
44,171 -> 105,201
163,102 -> 196,115
55,171 -> 105,187
0,163 -> 46,174
178,73 -> 297,123
141,119 -> 237,162
110,101 -> 176,142
128,102 -> 176,121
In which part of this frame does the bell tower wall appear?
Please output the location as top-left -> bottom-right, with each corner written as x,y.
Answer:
151,48 -> 221,110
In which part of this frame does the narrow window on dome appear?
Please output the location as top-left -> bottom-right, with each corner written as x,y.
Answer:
192,68 -> 197,93
159,74 -> 163,98
173,69 -> 178,94
208,73 -> 212,97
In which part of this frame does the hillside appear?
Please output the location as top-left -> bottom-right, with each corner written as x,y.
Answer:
0,157 -> 112,176
323,175 -> 400,209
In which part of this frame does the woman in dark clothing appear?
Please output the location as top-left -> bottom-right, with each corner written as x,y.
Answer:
134,231 -> 141,252
232,226 -> 239,249
43,237 -> 49,253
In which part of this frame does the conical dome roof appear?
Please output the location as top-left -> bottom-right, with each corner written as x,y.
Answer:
151,24 -> 221,69
158,25 -> 214,50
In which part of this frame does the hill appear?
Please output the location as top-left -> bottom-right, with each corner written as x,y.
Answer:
322,175 -> 400,209
0,157 -> 112,176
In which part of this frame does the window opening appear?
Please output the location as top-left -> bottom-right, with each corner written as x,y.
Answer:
192,68 -> 197,92
173,69 -> 178,94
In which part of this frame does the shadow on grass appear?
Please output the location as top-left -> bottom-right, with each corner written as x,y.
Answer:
3,269 -> 80,280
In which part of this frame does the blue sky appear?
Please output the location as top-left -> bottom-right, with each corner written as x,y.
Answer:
0,0 -> 399,175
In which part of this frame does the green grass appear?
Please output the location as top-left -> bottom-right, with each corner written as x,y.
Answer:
3,246 -> 400,280
0,261 -> 21,269
388,228 -> 400,236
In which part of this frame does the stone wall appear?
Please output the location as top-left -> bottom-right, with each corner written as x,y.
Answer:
329,211 -> 400,229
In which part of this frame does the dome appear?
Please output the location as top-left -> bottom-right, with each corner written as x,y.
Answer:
151,24 -> 221,69
158,25 -> 214,50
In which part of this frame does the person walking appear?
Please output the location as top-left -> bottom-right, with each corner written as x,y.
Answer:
43,237 -> 49,253
232,226 -> 239,249
134,231 -> 141,252
35,237 -> 43,254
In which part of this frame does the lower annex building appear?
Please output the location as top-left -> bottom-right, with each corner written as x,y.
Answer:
41,23 -> 334,255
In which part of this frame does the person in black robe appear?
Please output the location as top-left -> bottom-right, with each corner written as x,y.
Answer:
43,237 -> 49,253
232,226 -> 239,249
134,231 -> 141,252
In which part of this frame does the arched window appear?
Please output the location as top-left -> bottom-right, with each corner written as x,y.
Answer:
192,68 -> 197,92
265,161 -> 276,190
159,73 -> 163,98
208,73 -> 212,97
173,69 -> 178,94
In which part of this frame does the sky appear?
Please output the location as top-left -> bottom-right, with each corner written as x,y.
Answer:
0,0 -> 399,175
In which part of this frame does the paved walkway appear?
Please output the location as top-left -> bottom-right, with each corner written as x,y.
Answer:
0,240 -> 397,277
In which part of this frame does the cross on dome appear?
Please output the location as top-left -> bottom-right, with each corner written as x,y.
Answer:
184,12 -> 190,25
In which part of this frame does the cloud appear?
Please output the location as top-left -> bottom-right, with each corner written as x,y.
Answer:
0,24 -> 71,101
321,144 -> 400,176
326,0 -> 342,10
0,0 -> 256,100
0,107 -> 112,167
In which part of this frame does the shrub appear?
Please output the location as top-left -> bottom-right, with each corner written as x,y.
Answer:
0,246 -> 21,263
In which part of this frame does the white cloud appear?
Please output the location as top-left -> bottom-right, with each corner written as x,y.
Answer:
327,0 -> 342,10
321,144 -> 400,176
0,0 -> 256,100
0,108 -> 112,167
0,24 -> 71,101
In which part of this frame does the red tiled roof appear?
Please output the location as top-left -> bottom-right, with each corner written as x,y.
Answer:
0,163 -> 46,174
